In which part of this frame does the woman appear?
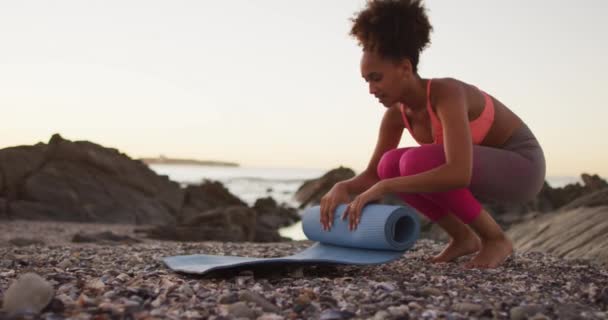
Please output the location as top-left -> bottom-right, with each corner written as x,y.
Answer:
319,0 -> 545,269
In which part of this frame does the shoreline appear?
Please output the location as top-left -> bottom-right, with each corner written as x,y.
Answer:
140,157 -> 239,167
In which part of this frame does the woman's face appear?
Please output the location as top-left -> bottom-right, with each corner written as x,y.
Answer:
360,51 -> 413,107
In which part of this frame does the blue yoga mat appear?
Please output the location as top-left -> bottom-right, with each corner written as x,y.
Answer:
163,204 -> 420,275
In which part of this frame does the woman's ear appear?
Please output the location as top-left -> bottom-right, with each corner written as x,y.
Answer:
397,58 -> 414,78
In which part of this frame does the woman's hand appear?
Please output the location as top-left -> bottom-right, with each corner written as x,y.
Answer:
342,182 -> 386,231
319,183 -> 351,231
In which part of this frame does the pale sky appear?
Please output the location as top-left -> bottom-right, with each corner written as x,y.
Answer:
1,1 -> 607,176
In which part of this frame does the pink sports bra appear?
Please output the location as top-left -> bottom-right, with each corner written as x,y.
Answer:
399,79 -> 495,145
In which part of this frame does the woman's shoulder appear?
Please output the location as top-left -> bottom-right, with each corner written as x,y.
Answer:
430,77 -> 469,93
428,77 -> 470,105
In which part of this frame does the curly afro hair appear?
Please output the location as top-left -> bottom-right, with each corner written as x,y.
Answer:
350,0 -> 433,73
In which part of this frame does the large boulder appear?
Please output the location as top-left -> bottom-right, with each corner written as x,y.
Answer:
179,181 -> 247,223
294,166 -> 355,208
0,135 -> 181,225
252,197 -> 300,242
0,197 -> 7,219
0,145 -> 47,201
46,134 -> 184,214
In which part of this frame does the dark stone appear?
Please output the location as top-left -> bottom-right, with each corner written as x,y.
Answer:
294,166 -> 355,208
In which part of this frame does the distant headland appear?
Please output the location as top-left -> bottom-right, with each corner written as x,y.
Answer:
139,155 -> 239,167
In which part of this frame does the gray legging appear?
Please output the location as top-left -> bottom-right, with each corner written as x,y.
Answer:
469,124 -> 546,202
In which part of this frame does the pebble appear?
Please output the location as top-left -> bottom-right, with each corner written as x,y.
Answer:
2,273 -> 55,315
420,287 -> 442,297
373,310 -> 390,320
387,305 -> 409,317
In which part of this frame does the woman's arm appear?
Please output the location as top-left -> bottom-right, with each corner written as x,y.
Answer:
378,79 -> 473,194
320,104 -> 404,229
339,105 -> 405,194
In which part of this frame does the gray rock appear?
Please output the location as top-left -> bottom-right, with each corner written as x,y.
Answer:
2,273 -> 54,315
294,167 -> 355,208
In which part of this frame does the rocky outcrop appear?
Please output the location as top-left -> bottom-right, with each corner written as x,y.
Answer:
138,197 -> 300,242
507,205 -> 608,265
559,187 -> 608,212
0,134 -> 301,242
0,135 -> 180,225
482,174 -> 607,218
179,181 -> 247,224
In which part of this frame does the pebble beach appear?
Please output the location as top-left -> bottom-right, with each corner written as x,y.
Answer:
1,221 -> 607,319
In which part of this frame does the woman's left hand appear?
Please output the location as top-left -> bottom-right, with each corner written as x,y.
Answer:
341,182 -> 386,231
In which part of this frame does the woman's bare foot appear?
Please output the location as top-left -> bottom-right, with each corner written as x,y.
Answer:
430,234 -> 481,263
463,237 -> 513,269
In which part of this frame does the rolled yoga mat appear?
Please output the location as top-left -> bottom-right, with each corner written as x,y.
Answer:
163,204 -> 420,275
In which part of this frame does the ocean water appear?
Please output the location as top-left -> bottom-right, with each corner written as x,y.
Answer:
149,164 -> 582,241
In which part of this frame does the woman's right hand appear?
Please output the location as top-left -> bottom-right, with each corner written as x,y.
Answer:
320,183 -> 350,231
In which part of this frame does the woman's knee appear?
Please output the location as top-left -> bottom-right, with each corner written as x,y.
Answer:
377,148 -> 411,180
398,145 -> 446,176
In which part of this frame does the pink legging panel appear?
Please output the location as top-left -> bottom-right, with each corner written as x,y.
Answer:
377,146 -> 482,223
